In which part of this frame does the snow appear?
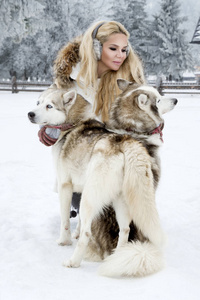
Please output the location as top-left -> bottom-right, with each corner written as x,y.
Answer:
0,90 -> 200,300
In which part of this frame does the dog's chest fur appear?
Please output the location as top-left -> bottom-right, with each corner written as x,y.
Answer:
53,119 -> 131,192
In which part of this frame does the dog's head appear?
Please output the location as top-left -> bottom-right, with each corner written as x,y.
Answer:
108,79 -> 178,135
28,85 -> 91,126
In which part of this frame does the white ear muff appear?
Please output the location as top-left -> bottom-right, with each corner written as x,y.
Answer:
93,39 -> 102,60
92,22 -> 105,60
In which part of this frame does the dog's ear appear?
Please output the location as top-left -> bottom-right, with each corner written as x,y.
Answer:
50,83 -> 58,89
137,94 -> 148,109
63,90 -> 77,106
117,79 -> 140,92
117,79 -> 131,91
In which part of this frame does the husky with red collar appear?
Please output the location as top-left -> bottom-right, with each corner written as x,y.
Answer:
28,79 -> 177,277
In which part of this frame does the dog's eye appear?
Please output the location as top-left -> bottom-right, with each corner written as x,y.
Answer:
46,104 -> 53,109
37,101 -> 40,106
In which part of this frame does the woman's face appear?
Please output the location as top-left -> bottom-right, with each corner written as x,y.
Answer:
97,33 -> 128,77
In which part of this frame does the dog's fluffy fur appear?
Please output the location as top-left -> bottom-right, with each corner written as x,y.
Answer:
28,80 -> 177,277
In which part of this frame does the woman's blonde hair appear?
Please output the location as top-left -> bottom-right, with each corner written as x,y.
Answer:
77,20 -> 146,122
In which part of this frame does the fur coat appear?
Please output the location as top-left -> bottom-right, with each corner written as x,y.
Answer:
53,36 -> 97,109
53,36 -> 82,89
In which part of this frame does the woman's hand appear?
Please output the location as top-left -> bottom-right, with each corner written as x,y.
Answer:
38,126 -> 58,146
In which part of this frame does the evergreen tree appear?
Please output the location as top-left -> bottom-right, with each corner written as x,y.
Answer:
112,0 -> 152,75
0,0 -> 46,44
0,0 -> 195,80
0,0 -> 49,78
148,0 -> 192,79
0,0 -> 117,79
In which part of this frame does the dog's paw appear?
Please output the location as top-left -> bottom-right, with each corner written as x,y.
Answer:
72,231 -> 80,239
63,259 -> 80,268
56,237 -> 72,246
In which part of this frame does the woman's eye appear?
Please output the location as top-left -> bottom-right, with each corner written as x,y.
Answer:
46,104 -> 53,109
109,47 -> 127,54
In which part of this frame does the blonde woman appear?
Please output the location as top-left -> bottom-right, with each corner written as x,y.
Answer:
39,20 -> 145,146
53,20 -> 145,125
38,20 -> 146,215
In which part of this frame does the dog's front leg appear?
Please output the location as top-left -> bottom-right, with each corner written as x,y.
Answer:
72,215 -> 81,239
57,182 -> 73,246
63,192 -> 95,268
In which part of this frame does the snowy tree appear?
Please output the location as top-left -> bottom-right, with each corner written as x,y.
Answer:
0,0 -> 195,80
147,0 -> 192,79
0,0 -> 118,79
0,0 -> 50,78
0,0 -> 46,44
112,0 -> 152,75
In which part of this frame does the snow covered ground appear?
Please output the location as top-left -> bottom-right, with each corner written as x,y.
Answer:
0,90 -> 200,300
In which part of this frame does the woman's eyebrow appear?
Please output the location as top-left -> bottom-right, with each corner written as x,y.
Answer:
109,43 -> 128,48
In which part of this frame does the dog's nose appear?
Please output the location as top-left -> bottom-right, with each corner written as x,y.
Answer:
172,98 -> 178,105
28,111 -> 35,119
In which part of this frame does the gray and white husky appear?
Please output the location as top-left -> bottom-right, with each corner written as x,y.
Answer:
28,79 -> 177,277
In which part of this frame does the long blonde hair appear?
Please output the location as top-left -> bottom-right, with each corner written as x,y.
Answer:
77,20 -> 145,122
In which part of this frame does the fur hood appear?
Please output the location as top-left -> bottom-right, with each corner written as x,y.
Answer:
53,36 -> 82,88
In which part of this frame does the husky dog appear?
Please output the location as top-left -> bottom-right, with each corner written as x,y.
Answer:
28,80 -> 177,277
86,80 -> 178,276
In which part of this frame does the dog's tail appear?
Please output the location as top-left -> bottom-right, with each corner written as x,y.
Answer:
98,241 -> 164,277
122,139 -> 165,248
98,139 -> 166,278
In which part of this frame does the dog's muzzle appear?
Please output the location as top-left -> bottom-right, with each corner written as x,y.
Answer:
28,111 -> 36,123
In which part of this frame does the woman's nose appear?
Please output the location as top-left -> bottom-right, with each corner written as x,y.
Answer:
116,50 -> 124,58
